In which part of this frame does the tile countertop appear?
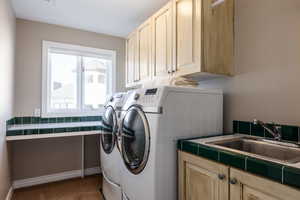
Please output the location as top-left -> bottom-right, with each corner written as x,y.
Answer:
6,130 -> 102,141
6,121 -> 103,141
7,121 -> 102,131
178,134 -> 300,190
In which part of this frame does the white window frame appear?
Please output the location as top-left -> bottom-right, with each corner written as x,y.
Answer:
42,41 -> 116,117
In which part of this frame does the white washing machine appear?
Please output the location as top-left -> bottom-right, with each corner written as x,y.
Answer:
119,86 -> 223,200
100,92 -> 128,200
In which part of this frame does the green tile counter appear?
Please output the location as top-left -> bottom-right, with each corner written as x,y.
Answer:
178,134 -> 300,190
6,116 -> 102,125
6,116 -> 103,141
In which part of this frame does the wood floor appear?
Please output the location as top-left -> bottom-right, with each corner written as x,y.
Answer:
12,175 -> 103,200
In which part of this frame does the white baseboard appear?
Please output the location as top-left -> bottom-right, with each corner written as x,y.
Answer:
84,167 -> 101,176
13,167 -> 101,189
5,187 -> 13,200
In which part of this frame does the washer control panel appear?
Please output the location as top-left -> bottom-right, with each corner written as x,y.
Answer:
135,88 -> 160,107
123,87 -> 163,111
145,88 -> 158,96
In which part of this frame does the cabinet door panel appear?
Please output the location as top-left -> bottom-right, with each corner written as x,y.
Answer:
243,186 -> 279,200
178,151 -> 229,200
202,0 -> 234,75
186,163 -> 219,200
153,3 -> 173,78
138,22 -> 152,82
126,34 -> 137,85
176,0 -> 193,67
174,0 -> 202,76
230,168 -> 300,200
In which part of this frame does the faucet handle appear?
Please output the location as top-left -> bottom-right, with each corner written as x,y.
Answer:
273,125 -> 282,140
274,125 -> 282,131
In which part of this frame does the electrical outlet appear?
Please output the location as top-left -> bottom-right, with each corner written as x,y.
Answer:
43,0 -> 56,6
34,108 -> 41,117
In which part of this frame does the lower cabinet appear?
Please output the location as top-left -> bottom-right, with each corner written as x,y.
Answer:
179,151 -> 300,200
178,151 -> 229,200
230,168 -> 300,200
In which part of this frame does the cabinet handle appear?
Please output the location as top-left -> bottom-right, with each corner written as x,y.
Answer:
218,174 -> 226,180
229,178 -> 238,185
172,70 -> 176,73
211,0 -> 225,8
167,71 -> 171,74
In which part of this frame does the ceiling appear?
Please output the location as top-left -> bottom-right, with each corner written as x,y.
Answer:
11,0 -> 169,38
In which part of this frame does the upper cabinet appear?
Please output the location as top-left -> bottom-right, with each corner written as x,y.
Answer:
173,0 -> 234,79
126,20 -> 153,88
137,19 -> 152,83
174,0 -> 201,76
152,2 -> 174,79
126,0 -> 234,87
126,31 -> 138,87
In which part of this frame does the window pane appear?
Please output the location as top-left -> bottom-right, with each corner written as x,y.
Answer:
83,56 -> 109,110
49,53 -> 78,110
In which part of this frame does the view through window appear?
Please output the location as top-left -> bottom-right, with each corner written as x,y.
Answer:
43,41 -> 115,117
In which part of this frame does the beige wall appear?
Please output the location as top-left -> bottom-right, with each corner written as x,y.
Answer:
12,135 -> 100,180
14,19 -> 126,116
12,19 -> 124,180
0,0 -> 15,198
199,0 -> 300,132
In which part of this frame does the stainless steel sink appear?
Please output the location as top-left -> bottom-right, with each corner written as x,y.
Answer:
209,137 -> 300,164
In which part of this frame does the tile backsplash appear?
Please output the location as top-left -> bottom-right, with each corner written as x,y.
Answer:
233,120 -> 300,143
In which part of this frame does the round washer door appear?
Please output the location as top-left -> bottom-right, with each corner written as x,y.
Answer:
101,106 -> 118,154
120,106 -> 150,174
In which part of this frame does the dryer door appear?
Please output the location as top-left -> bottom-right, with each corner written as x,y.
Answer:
101,106 -> 118,154
120,106 -> 150,174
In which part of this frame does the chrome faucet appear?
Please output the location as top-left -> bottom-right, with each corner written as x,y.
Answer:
253,119 -> 282,141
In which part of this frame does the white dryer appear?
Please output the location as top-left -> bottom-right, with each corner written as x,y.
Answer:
119,86 -> 223,200
101,92 -> 127,200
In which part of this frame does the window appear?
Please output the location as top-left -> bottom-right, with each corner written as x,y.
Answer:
42,41 -> 116,117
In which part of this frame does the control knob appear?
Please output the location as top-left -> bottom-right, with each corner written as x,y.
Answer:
134,93 -> 140,100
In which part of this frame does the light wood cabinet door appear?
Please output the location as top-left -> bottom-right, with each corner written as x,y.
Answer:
202,0 -> 234,75
137,19 -> 152,83
152,2 -> 173,79
126,32 -> 138,87
173,0 -> 234,78
230,168 -> 300,200
173,0 -> 202,76
179,151 -> 229,200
